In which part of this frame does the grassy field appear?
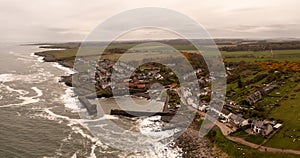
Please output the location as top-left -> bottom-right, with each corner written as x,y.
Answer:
41,41 -> 300,63
221,49 -> 300,151
265,83 -> 300,150
231,131 -> 265,145
211,130 -> 299,158
231,130 -> 248,137
222,50 -> 300,62
245,135 -> 265,145
41,44 -> 186,62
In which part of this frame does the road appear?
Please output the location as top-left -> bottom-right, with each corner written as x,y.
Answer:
196,111 -> 300,156
175,88 -> 300,155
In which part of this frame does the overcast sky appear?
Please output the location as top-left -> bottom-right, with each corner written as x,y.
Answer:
0,0 -> 300,42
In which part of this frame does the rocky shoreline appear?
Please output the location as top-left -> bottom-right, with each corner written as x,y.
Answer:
175,113 -> 224,158
34,51 -> 74,68
35,51 -> 58,62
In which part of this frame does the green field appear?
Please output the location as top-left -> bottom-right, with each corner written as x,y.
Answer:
41,41 -> 300,63
211,130 -> 299,158
245,135 -> 265,145
231,131 -> 265,145
40,44 -> 187,62
222,50 -> 300,62
265,83 -> 300,150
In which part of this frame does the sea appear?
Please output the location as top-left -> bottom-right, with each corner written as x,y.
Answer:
0,43 -> 181,158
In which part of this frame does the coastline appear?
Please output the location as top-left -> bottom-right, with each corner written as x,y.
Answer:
34,51 -> 74,68
34,46 -> 75,87
34,44 -> 215,157
0,43 -> 107,157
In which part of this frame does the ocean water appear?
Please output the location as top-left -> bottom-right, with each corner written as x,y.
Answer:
0,43 -> 181,158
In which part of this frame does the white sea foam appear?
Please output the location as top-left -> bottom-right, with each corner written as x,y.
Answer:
80,115 -> 119,123
42,108 -> 73,121
71,153 -> 77,158
137,116 -> 182,158
4,45 -> 111,157
40,108 -> 112,140
32,87 -> 43,98
0,73 -> 51,83
139,116 -> 178,139
1,87 -> 43,108
39,108 -> 110,157
4,84 -> 28,95
0,74 -> 15,82
144,144 -> 182,158
71,125 -> 107,157
49,59 -> 81,113
16,112 -> 21,116
53,63 -> 76,75
89,144 -> 97,158
60,87 -> 81,112
30,52 -> 45,62
54,76 -> 61,82
88,141 -> 104,158
32,47 -> 105,157
37,57 -> 45,63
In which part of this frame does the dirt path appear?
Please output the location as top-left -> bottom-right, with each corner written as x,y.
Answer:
176,89 -> 300,155
197,111 -> 300,155
227,135 -> 300,155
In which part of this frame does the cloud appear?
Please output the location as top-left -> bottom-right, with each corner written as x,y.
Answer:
0,0 -> 299,42
225,24 -> 298,33
219,6 -> 263,13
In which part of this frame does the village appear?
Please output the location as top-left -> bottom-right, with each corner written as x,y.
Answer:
75,56 -> 288,141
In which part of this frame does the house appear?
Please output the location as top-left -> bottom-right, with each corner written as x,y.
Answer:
169,83 -> 177,88
262,84 -> 277,94
128,83 -> 135,88
273,123 -> 283,129
243,84 -> 277,106
243,91 -> 262,106
154,74 -> 163,80
137,83 -> 146,89
198,105 -> 207,111
252,120 -> 274,136
228,113 -> 247,127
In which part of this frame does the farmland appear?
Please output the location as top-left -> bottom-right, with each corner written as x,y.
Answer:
210,130 -> 299,158
222,49 -> 300,62
265,83 -> 300,150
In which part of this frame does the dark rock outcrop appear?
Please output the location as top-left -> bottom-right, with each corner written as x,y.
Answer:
110,109 -> 175,117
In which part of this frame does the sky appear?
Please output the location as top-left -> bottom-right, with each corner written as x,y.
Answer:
0,0 -> 300,42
